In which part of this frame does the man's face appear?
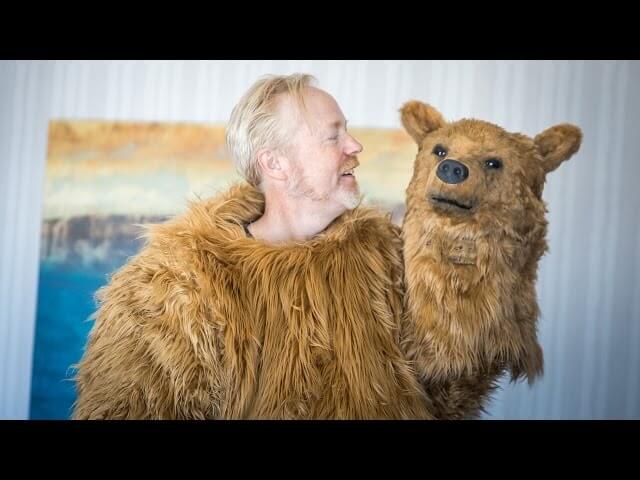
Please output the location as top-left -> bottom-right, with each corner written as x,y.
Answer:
279,87 -> 363,211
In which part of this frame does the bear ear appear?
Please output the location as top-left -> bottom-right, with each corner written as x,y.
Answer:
534,124 -> 582,173
400,101 -> 446,145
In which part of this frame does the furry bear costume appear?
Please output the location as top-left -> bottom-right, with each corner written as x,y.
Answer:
73,184 -> 432,419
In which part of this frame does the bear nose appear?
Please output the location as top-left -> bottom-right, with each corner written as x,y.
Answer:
436,159 -> 469,184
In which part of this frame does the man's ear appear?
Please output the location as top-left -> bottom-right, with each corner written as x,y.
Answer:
534,124 -> 582,173
256,149 -> 287,182
400,101 -> 447,145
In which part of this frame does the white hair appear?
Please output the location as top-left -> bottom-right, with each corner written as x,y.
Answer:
225,73 -> 316,187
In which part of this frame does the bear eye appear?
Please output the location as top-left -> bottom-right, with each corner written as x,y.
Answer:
485,158 -> 503,170
432,145 -> 447,158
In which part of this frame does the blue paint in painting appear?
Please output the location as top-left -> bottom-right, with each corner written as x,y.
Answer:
29,262 -> 113,419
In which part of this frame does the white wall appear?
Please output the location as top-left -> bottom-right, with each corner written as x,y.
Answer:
1,60 -> 638,419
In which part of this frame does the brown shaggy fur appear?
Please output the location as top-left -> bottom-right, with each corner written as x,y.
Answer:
399,101 -> 582,418
73,184 -> 432,419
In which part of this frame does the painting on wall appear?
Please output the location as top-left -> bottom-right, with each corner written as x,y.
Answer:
30,120 -> 417,418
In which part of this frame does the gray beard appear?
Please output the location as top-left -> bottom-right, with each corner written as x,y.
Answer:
287,173 -> 361,210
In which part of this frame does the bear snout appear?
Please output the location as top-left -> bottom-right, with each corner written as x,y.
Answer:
436,159 -> 469,184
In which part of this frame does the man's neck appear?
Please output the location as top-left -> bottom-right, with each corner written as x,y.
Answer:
248,188 -> 346,244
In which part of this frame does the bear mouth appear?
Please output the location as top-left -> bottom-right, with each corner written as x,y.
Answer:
429,195 -> 474,211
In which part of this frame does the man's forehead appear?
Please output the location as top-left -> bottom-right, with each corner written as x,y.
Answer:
278,88 -> 345,131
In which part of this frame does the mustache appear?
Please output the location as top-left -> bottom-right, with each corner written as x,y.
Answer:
340,156 -> 360,173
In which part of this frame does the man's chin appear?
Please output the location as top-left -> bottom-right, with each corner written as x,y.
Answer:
338,188 -> 362,210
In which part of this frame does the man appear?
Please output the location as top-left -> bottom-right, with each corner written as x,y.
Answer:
226,74 -> 363,243
73,73 -> 433,419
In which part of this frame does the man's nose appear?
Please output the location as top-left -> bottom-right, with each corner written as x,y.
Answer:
345,133 -> 363,155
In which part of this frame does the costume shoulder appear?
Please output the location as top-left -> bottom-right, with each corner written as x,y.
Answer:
142,182 -> 264,259
331,203 -> 403,264
329,203 -> 401,244
73,183 -> 261,419
92,183 -> 260,320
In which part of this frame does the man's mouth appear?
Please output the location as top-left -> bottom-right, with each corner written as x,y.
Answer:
340,157 -> 360,177
429,195 -> 474,211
